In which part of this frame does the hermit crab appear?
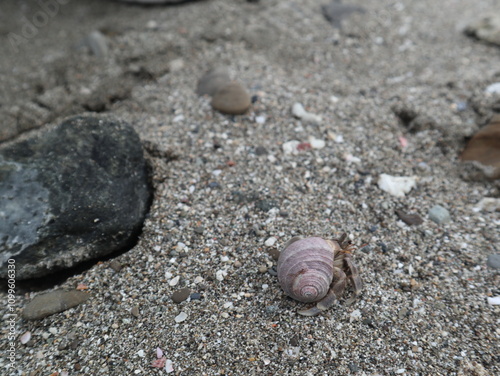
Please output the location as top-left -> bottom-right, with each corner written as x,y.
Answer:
277,234 -> 362,316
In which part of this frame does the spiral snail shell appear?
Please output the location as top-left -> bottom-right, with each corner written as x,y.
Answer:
277,234 -> 362,316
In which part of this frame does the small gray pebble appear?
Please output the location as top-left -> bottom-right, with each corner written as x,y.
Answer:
255,146 -> 268,156
109,260 -> 122,272
486,254 -> 500,269
84,30 -> 109,58
428,205 -> 450,224
190,292 -> 202,300
193,226 -> 204,234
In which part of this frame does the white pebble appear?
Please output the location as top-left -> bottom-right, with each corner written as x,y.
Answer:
349,309 -> 362,322
335,134 -> 344,143
255,115 -> 266,124
169,276 -> 180,286
48,327 -> 58,335
156,347 -> 164,358
165,359 -> 174,373
378,174 -> 417,197
309,137 -> 326,149
330,95 -> 339,103
263,358 -> 271,365
194,276 -> 204,284
395,369 -> 406,374
487,296 -> 500,305
137,349 -> 145,357
221,312 -> 230,318
220,255 -> 230,262
175,312 -> 188,323
20,331 -> 31,344
485,82 -> 500,94
265,237 -> 277,247
212,169 -> 222,176
282,140 -> 300,155
216,269 -> 227,281
262,284 -> 269,290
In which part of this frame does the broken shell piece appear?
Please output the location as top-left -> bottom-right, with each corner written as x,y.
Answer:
378,174 -> 417,197
292,103 -> 322,124
487,296 -> 500,305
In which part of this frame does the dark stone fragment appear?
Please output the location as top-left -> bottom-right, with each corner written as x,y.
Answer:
109,260 -> 123,272
368,225 -> 378,233
290,335 -> 299,346
193,226 -> 204,235
190,292 -> 202,300
255,146 -> 268,156
255,199 -> 278,212
74,363 -> 82,371
396,210 -> 424,226
70,338 -> 80,350
0,115 -> 151,279
172,288 -> 191,303
130,306 -> 140,317
207,181 -> 220,189
22,290 -> 90,320
268,248 -> 280,261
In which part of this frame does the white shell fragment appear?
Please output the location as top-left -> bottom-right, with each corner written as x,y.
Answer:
309,137 -> 326,149
215,269 -> 227,281
474,198 -> 500,212
292,103 -> 322,124
20,331 -> 31,344
169,276 -> 180,286
174,311 -> 188,323
487,296 -> 500,305
485,82 -> 500,94
282,140 -> 300,155
165,359 -> 174,373
265,237 -> 277,247
378,173 -> 417,197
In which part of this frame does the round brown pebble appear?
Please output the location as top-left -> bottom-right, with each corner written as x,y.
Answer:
172,288 -> 191,303
211,81 -> 251,115
258,265 -> 268,273
130,306 -> 140,317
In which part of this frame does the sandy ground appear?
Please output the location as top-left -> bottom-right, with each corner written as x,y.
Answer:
1,0 -> 499,375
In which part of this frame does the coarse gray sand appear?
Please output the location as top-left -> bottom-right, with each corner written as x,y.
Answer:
1,0 -> 499,375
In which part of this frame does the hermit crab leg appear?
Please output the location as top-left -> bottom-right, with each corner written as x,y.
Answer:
298,266 -> 347,316
344,256 -> 362,305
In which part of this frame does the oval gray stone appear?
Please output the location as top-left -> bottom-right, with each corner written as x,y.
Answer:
428,205 -> 451,224
0,115 -> 151,279
22,290 -> 90,320
486,254 -> 500,269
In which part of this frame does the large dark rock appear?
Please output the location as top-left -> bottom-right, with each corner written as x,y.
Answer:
0,115 -> 151,279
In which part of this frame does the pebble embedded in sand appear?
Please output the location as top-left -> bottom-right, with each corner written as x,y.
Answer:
172,288 -> 191,303
428,205 -> 450,224
211,81 -> 251,115
22,290 -> 90,320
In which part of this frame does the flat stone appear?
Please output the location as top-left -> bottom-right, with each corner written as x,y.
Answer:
428,205 -> 450,224
460,115 -> 500,180
22,290 -> 90,320
196,67 -> 231,96
396,210 -> 423,226
0,115 -> 151,279
171,288 -> 191,303
486,254 -> 500,269
211,81 -> 251,115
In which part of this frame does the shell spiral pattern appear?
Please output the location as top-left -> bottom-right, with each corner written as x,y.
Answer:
277,237 -> 334,303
